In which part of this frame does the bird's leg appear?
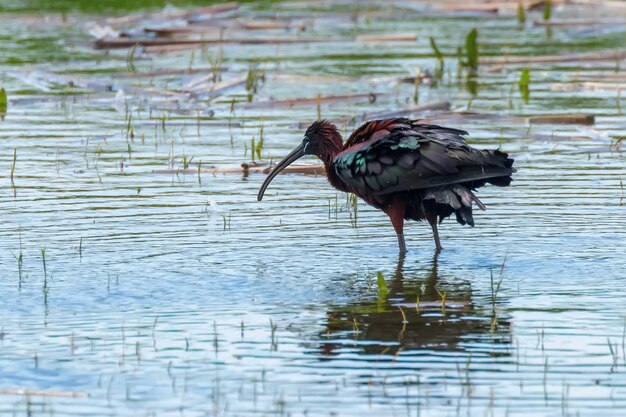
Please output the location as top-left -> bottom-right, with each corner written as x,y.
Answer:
426,213 -> 443,252
385,199 -> 407,254
397,234 -> 407,254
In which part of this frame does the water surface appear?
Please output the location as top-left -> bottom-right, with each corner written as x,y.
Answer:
1,1 -> 626,416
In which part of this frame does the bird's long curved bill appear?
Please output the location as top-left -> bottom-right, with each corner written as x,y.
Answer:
257,144 -> 305,201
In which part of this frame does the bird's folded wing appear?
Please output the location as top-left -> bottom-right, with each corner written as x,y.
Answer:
333,126 -> 514,195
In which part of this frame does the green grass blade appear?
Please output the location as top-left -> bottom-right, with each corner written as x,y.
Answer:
377,271 -> 389,296
517,3 -> 526,24
519,68 -> 530,103
430,37 -> 444,68
465,28 -> 478,72
0,88 -> 7,115
543,0 -> 552,21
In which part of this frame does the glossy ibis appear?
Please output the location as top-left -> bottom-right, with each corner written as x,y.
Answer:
257,118 -> 515,253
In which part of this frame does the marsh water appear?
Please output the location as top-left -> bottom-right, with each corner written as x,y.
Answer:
1,1 -> 626,416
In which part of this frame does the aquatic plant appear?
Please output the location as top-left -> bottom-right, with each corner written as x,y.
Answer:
182,153 -> 194,169
430,36 -> 445,79
41,247 -> 47,278
9,148 -> 16,184
517,3 -> 526,24
126,44 -> 138,72
269,319 -> 278,351
544,0 -> 552,21
376,271 -> 389,312
255,127 -> 264,161
430,37 -> 444,68
245,64 -> 264,101
12,246 -> 23,287
519,68 -> 530,103
436,288 -> 447,312
376,271 -> 389,297
348,193 -> 358,228
398,306 -> 408,324
208,48 -> 223,83
465,28 -> 478,74
490,257 -> 507,334
0,87 -> 7,118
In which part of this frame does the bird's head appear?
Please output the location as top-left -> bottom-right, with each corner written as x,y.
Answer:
257,120 -> 342,201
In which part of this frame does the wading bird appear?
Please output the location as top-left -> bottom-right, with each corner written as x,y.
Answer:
257,118 -> 515,253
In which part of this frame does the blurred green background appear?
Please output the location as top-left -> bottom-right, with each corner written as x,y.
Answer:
0,0 -> 268,13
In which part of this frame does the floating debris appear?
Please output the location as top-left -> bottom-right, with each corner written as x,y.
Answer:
0,389 -> 88,398
152,163 -> 325,176
93,36 -> 343,50
178,75 -> 248,97
532,18 -> 626,27
243,92 -> 380,110
482,49 -> 626,65
355,33 -> 417,43
551,81 -> 626,92
430,0 -> 564,14
528,114 -> 595,125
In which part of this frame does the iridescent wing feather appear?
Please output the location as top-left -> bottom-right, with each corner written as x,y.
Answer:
332,119 -> 514,195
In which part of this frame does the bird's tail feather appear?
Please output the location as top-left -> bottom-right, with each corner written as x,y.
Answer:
423,184 -> 486,227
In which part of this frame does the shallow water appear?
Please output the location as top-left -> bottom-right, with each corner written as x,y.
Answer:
1,1 -> 626,416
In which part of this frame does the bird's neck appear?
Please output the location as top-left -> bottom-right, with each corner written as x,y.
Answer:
318,131 -> 344,167
319,133 -> 349,192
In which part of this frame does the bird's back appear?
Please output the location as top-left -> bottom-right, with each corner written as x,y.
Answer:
331,118 -> 515,225
344,118 -> 468,149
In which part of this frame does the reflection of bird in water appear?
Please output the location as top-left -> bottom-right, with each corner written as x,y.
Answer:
320,254 -> 510,356
258,119 -> 515,253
